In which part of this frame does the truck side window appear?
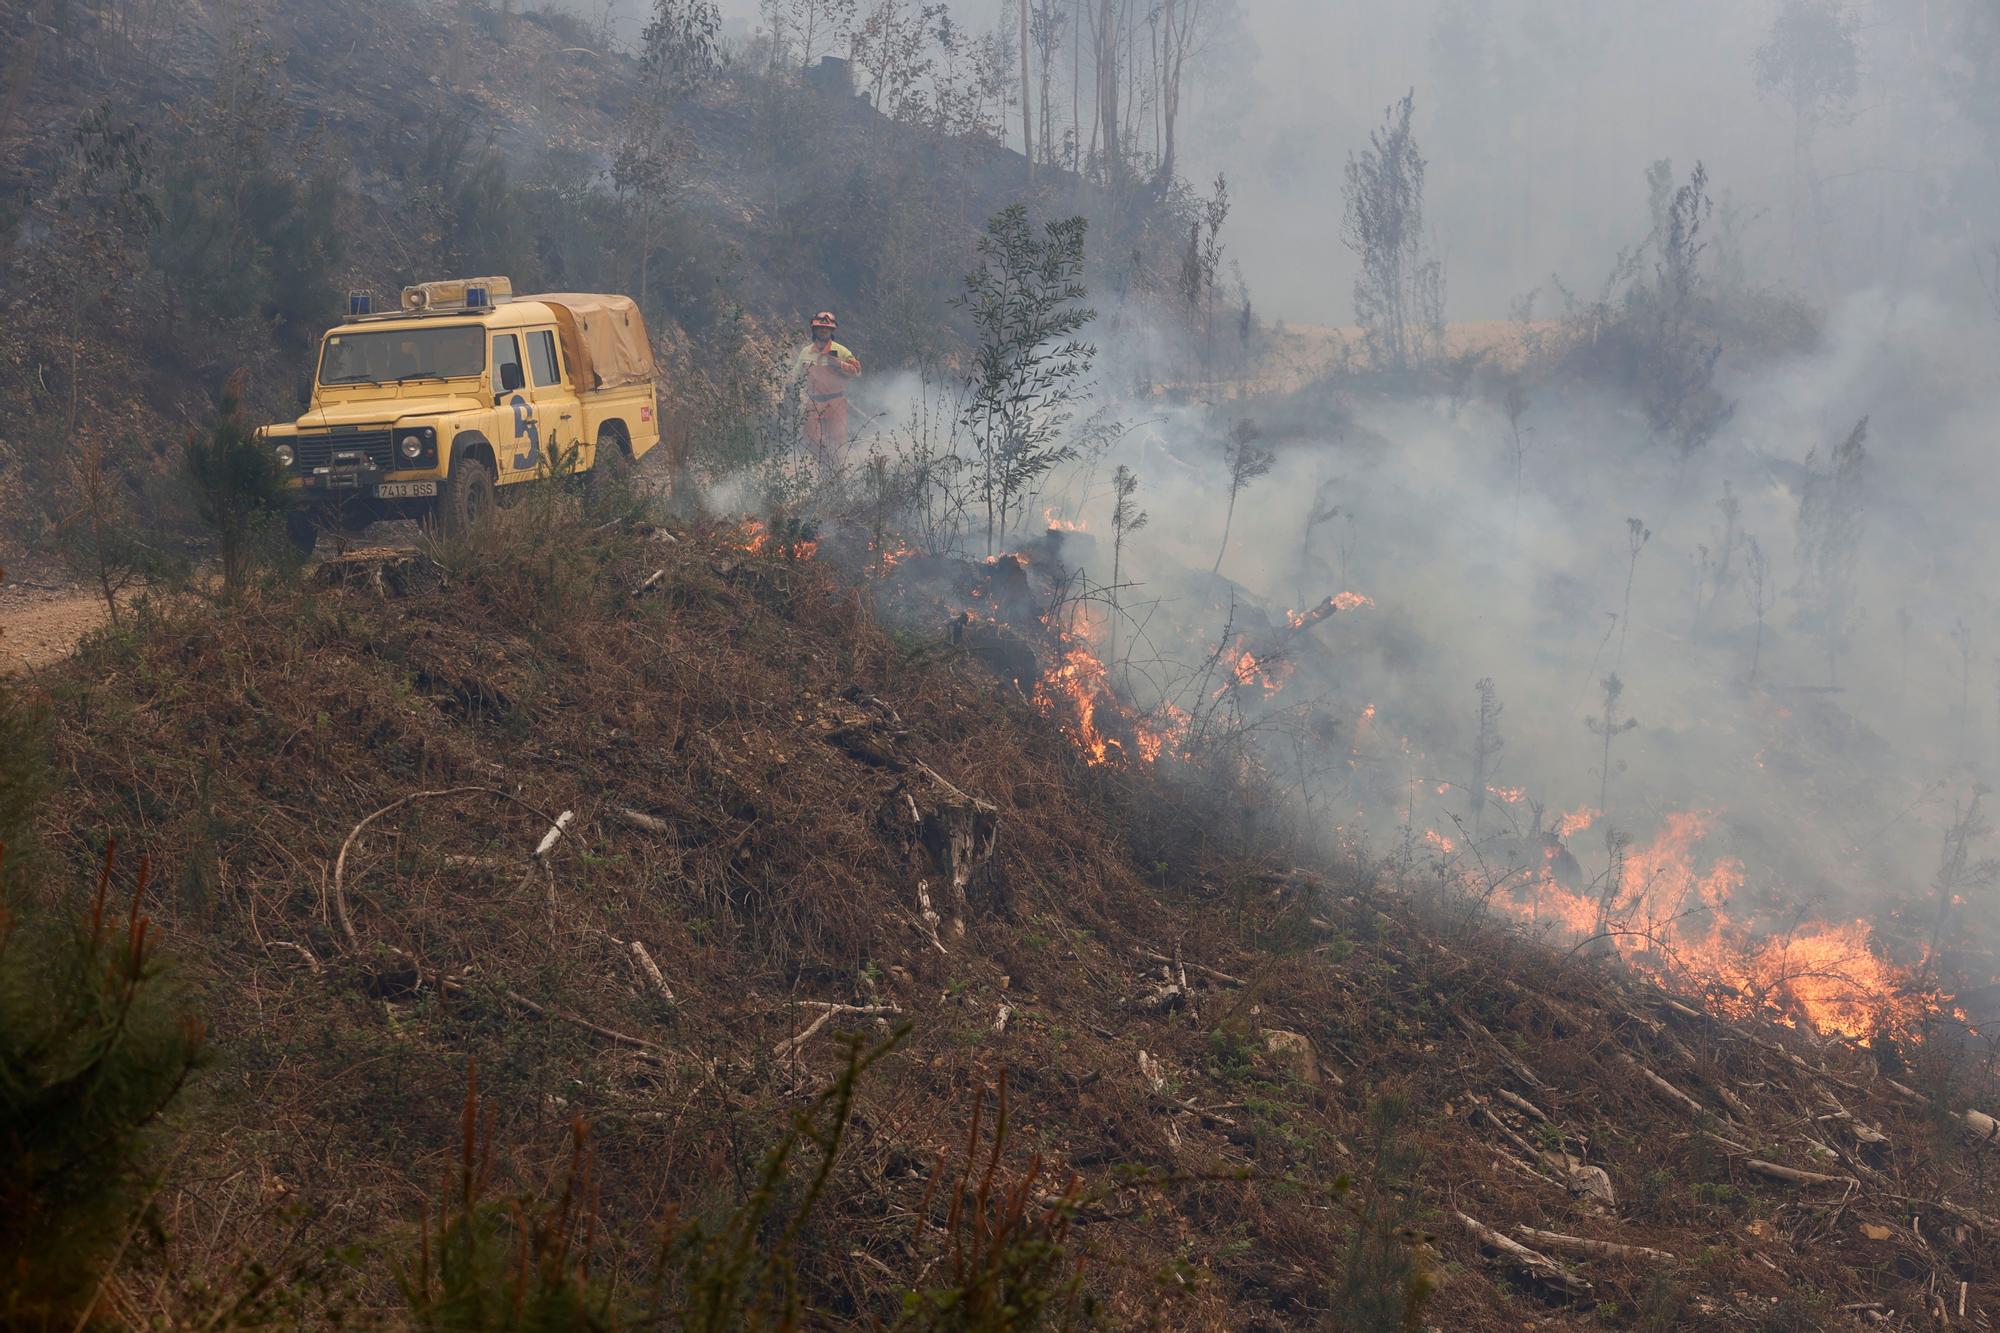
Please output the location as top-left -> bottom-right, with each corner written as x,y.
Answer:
526,330 -> 561,388
492,334 -> 523,393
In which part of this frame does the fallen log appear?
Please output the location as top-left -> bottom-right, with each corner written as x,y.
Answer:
1512,1225 -> 1676,1266
1964,1108 -> 2000,1148
1456,1211 -> 1594,1304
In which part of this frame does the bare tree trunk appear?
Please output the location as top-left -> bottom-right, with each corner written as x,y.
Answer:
1157,1 -> 1180,186
1072,0 -> 1082,172
1096,0 -> 1120,180
1020,0 -> 1034,182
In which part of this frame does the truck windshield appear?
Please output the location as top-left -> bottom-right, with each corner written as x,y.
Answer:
319,326 -> 485,385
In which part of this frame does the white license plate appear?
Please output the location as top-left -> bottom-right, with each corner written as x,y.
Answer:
375,481 -> 438,499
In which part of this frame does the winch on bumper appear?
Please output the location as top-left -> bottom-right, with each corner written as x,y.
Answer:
279,426 -> 440,499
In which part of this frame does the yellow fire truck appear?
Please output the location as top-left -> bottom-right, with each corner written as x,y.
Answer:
260,277 -> 660,550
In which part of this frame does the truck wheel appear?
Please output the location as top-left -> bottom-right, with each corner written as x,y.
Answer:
585,426 -> 633,507
284,507 -> 320,556
437,453 -> 496,538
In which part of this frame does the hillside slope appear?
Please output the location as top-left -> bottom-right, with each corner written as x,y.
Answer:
16,502 -> 2000,1328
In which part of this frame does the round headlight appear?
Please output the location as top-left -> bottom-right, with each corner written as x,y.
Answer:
400,434 -> 424,459
273,442 -> 295,467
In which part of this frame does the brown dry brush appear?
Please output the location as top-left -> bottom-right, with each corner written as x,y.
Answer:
34,507 -> 2000,1326
24,511 -> 1217,1317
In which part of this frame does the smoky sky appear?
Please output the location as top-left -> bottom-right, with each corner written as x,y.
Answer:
592,1 -> 1987,326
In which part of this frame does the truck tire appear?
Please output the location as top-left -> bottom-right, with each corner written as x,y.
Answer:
284,506 -> 320,557
436,452 -> 496,538
585,424 -> 633,506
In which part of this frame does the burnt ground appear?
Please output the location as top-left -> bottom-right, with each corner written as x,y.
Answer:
18,494 -> 2000,1329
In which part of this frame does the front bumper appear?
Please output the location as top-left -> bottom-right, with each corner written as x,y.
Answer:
282,426 -> 442,498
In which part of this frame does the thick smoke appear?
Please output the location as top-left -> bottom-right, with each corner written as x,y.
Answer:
697,0 -> 2000,1024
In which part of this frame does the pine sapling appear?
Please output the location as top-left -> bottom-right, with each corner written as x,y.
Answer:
1108,463 -> 1146,676
1588,673 -> 1639,813
1212,418 -> 1273,577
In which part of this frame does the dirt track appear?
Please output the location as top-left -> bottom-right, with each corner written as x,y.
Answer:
0,581 -> 109,673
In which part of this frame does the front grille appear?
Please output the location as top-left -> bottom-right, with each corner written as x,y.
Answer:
296,429 -> 395,471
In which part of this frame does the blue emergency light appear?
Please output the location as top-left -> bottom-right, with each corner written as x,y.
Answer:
466,285 -> 489,308
349,292 -> 372,316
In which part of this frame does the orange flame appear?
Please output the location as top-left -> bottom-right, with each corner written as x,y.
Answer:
733,519 -> 816,561
1552,805 -> 1598,839
1492,811 -> 1938,1039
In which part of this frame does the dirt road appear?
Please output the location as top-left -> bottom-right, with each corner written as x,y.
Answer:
0,580 -> 110,673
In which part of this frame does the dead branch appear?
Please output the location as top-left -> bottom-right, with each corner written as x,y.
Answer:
1744,1158 -> 1857,1190
1135,947 -> 1245,987
1714,1083 -> 1754,1121
1456,1012 -> 1546,1090
1456,1211 -> 1594,1303
478,984 -> 664,1057
269,940 -> 323,974
1492,1149 -> 1566,1192
1617,1052 -> 1719,1120
535,809 -> 576,861
1885,1078 -> 1928,1106
1692,1127 -> 1755,1155
1474,1104 -> 1541,1160
1496,1088 -> 1550,1123
1511,1225 -> 1676,1265
773,1003 -> 901,1059
633,568 -> 666,596
1889,1195 -> 2000,1233
624,939 -> 676,1005
331,786 -> 494,950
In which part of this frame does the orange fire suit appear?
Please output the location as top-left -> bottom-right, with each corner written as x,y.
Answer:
796,339 -> 861,453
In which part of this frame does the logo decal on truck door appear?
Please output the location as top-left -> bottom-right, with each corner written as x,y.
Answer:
508,394 -> 541,471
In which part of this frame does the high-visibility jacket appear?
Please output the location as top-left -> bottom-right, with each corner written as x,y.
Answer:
796,340 -> 861,400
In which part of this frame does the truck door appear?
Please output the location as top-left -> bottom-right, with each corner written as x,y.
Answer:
491,332 -> 542,481
521,327 -> 583,470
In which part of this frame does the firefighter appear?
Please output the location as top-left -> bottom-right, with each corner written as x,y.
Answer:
795,310 -> 861,458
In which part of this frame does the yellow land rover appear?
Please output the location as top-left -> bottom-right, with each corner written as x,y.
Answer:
261,277 -> 661,550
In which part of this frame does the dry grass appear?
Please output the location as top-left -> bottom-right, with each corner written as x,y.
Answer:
22,504 -> 2000,1328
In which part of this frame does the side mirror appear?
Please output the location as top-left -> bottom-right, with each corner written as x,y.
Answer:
499,362 -> 525,395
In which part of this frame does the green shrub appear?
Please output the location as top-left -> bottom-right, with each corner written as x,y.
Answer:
0,841 -> 206,1330
180,382 -> 293,597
